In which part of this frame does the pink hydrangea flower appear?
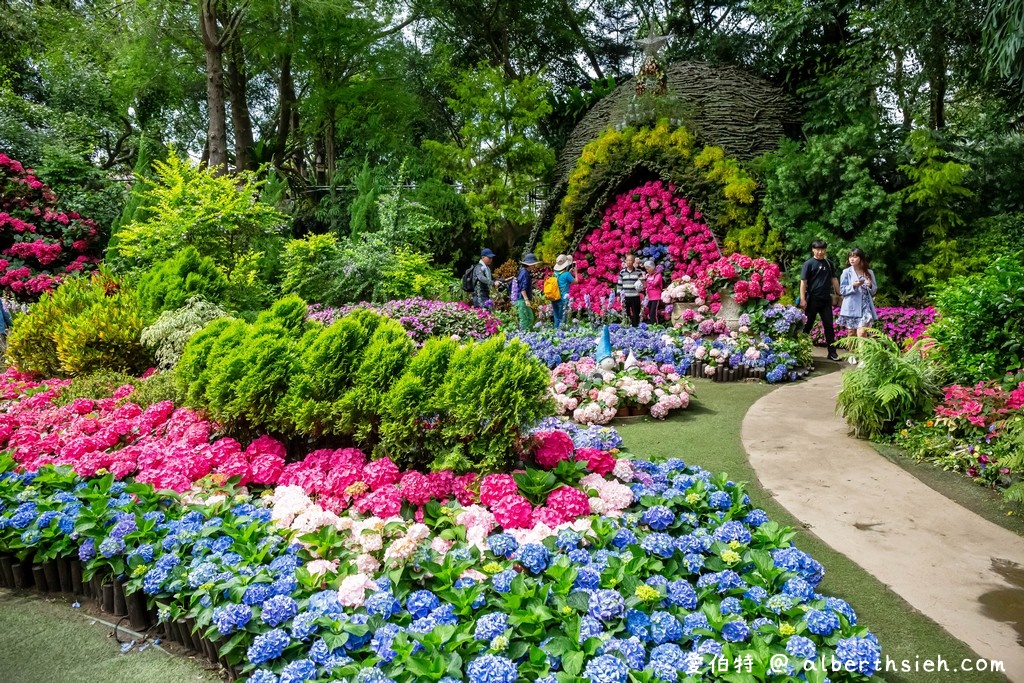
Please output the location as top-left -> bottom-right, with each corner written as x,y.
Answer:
491,494 -> 533,529
532,430 -> 575,470
479,474 -> 519,507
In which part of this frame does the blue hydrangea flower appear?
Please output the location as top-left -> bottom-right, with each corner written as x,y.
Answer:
588,589 -> 625,621
642,505 -> 675,531
466,654 -> 518,683
555,529 -> 581,551
604,636 -> 646,668
475,613 -> 508,641
744,509 -> 770,527
682,612 -> 710,637
650,611 -> 683,644
640,532 -> 676,558
213,603 -> 252,636
78,538 -> 96,561
370,623 -> 401,662
513,543 -> 550,575
744,586 -> 768,604
579,615 -> 604,642
772,547 -> 824,586
765,594 -> 796,614
720,597 -> 743,615
278,658 -> 316,683
667,580 -> 697,609
406,590 -> 440,619
573,566 -> 601,592
247,628 -> 290,665
694,638 -> 723,656
708,491 -> 733,509
712,520 -> 751,544
365,591 -> 401,619
805,608 -> 841,636
722,619 -> 750,642
487,533 -> 518,558
290,611 -> 319,641
355,670 -> 397,683
567,548 -> 591,564
261,595 -> 299,626
649,643 -> 687,682
826,596 -> 858,625
786,635 -> 817,659
492,569 -> 518,593
582,654 -> 629,683
782,577 -> 815,603
247,670 -> 278,683
834,636 -> 881,676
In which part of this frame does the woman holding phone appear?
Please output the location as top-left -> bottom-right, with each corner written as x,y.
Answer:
837,247 -> 878,349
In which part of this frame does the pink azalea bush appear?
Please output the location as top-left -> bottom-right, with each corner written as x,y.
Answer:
571,181 -> 720,312
809,306 -> 937,346
0,153 -> 103,299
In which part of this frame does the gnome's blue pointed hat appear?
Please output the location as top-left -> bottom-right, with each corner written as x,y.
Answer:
596,325 -> 613,362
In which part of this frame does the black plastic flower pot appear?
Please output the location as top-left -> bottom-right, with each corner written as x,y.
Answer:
125,590 -> 149,631
70,560 -> 83,595
0,555 -> 14,588
176,618 -> 197,652
10,562 -> 26,589
43,561 -> 60,592
31,564 -> 48,592
56,557 -> 73,593
112,578 -> 127,616
100,582 -> 114,613
89,576 -> 103,603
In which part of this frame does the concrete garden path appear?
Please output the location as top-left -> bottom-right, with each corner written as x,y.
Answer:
742,367 -> 1024,682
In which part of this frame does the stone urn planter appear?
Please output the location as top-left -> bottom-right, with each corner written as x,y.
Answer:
669,301 -> 700,325
716,287 -> 742,330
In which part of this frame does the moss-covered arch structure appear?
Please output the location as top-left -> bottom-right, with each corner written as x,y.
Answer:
529,61 -> 800,263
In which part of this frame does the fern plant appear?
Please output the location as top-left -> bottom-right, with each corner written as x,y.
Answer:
836,330 -> 944,439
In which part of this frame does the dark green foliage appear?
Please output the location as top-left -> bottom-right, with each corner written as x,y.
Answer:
836,332 -> 944,440
128,371 -> 182,409
929,255 -> 1024,382
228,332 -> 301,433
54,370 -> 136,406
137,246 -> 229,320
378,337 -> 459,468
760,125 -> 899,280
435,336 -> 553,474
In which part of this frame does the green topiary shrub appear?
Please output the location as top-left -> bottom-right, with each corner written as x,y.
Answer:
175,317 -> 244,407
337,318 -> 415,445
378,337 -> 459,468
283,315 -> 378,437
836,331 -> 944,439
128,371 -> 182,408
928,254 -> 1024,382
136,247 -> 229,320
6,272 -> 151,378
434,335 -> 553,473
141,297 -> 231,369
254,294 -> 309,337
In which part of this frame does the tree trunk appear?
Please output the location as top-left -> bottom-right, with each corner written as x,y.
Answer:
200,0 -> 229,174
226,33 -> 255,171
928,25 -> 947,130
274,50 -> 294,168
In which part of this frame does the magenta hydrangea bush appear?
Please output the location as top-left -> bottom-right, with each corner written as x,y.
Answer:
0,153 -> 103,299
571,181 -> 721,312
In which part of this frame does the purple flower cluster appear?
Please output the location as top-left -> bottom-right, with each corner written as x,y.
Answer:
308,298 -> 500,345
809,306 -> 936,346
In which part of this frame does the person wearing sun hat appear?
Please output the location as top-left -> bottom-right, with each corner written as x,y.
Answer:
552,254 -> 577,329
512,252 -> 541,329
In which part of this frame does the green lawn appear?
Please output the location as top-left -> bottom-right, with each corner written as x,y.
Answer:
0,590 -> 220,683
615,377 -> 1009,683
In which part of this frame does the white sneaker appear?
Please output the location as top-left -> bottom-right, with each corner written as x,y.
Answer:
847,356 -> 858,365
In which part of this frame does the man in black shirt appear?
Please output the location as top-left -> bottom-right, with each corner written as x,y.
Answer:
799,240 -> 841,361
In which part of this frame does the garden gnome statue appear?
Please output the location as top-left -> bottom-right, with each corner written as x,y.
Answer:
623,350 -> 638,370
596,325 -> 617,371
